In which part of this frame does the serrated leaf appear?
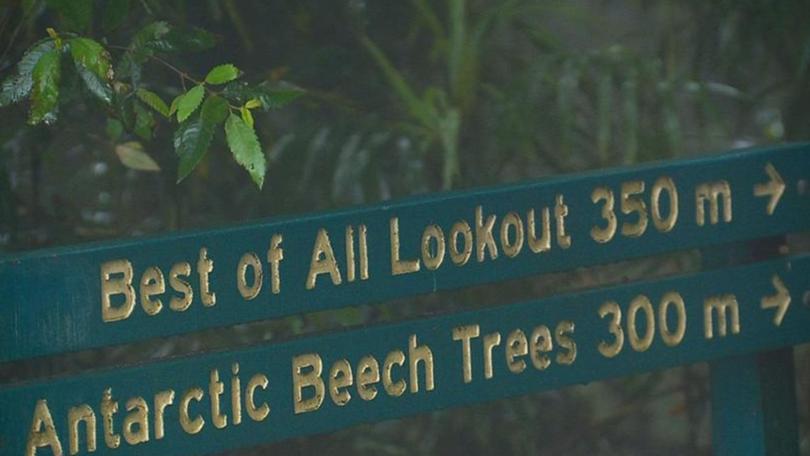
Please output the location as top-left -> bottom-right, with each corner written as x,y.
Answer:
176,84 -> 205,122
134,102 -> 155,140
221,80 -> 304,111
174,95 -> 229,182
115,141 -> 160,171
45,0 -> 93,31
68,38 -> 114,81
28,48 -> 61,125
74,63 -> 113,103
168,93 -> 182,116
205,64 -> 240,85
240,106 -> 254,127
0,39 -> 56,107
129,21 -> 170,63
136,88 -> 170,117
152,26 -> 217,53
225,113 -> 265,189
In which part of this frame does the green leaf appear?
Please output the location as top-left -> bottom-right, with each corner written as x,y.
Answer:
102,0 -> 130,31
134,102 -> 155,140
129,21 -> 170,63
168,93 -> 182,116
115,141 -> 160,171
74,63 -> 113,103
240,106 -> 254,127
205,64 -> 240,85
225,113 -> 265,189
176,85 -> 205,122
28,48 -> 61,125
133,22 -> 216,55
136,88 -> 170,117
45,0 -> 93,32
68,38 -> 113,81
174,95 -> 229,182
0,39 -> 56,107
106,118 -> 124,141
156,26 -> 217,52
221,81 -> 304,111
244,98 -> 262,109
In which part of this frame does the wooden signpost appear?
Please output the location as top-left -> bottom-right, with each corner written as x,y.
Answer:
1,144 -> 809,455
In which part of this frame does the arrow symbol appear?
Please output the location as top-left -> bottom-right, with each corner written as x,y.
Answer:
754,162 -> 785,215
761,274 -> 790,326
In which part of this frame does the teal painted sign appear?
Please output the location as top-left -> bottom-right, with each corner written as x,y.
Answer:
1,145 -> 809,362
2,256 -> 808,456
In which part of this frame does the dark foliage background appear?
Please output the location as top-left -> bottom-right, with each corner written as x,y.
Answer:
1,1 -> 808,454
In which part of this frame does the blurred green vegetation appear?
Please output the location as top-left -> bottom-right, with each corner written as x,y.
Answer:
1,0 -> 809,454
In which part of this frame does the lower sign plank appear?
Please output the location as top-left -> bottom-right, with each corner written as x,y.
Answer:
3,256 -> 809,456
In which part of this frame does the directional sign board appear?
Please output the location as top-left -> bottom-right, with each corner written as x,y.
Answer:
1,144 -> 809,362
2,256 -> 808,456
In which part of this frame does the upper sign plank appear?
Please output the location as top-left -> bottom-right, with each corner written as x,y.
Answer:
2,256 -> 809,456
1,144 -> 809,361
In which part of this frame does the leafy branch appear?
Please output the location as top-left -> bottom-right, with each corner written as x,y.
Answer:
0,8 -> 303,189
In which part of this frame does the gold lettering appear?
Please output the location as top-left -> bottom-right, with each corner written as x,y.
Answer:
651,177 -> 678,232
554,320 -> 577,365
179,388 -> 204,435
590,187 -> 617,243
620,180 -> 648,237
627,295 -> 654,352
209,369 -> 227,429
197,247 -> 216,307
356,355 -> 381,401
483,332 -> 502,379
529,325 -> 552,370
659,291 -> 686,346
449,220 -> 473,265
527,208 -> 551,253
475,206 -> 498,261
122,397 -> 149,446
505,329 -> 528,374
292,353 -> 325,414
266,234 -> 284,294
382,350 -> 407,397
704,294 -> 740,339
358,225 -> 369,280
695,180 -> 732,226
500,212 -> 524,258
345,226 -> 356,282
68,404 -> 96,455
245,374 -> 270,421
328,359 -> 353,406
421,224 -> 446,270
390,217 -> 421,275
100,388 -> 120,448
554,195 -> 572,249
169,262 -> 193,312
231,364 -> 242,426
101,259 -> 135,322
598,301 -> 623,358
306,229 -> 342,289
153,390 -> 174,440
452,325 -> 480,383
26,400 -> 63,456
236,252 -> 263,300
139,266 -> 164,316
409,335 -> 434,393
